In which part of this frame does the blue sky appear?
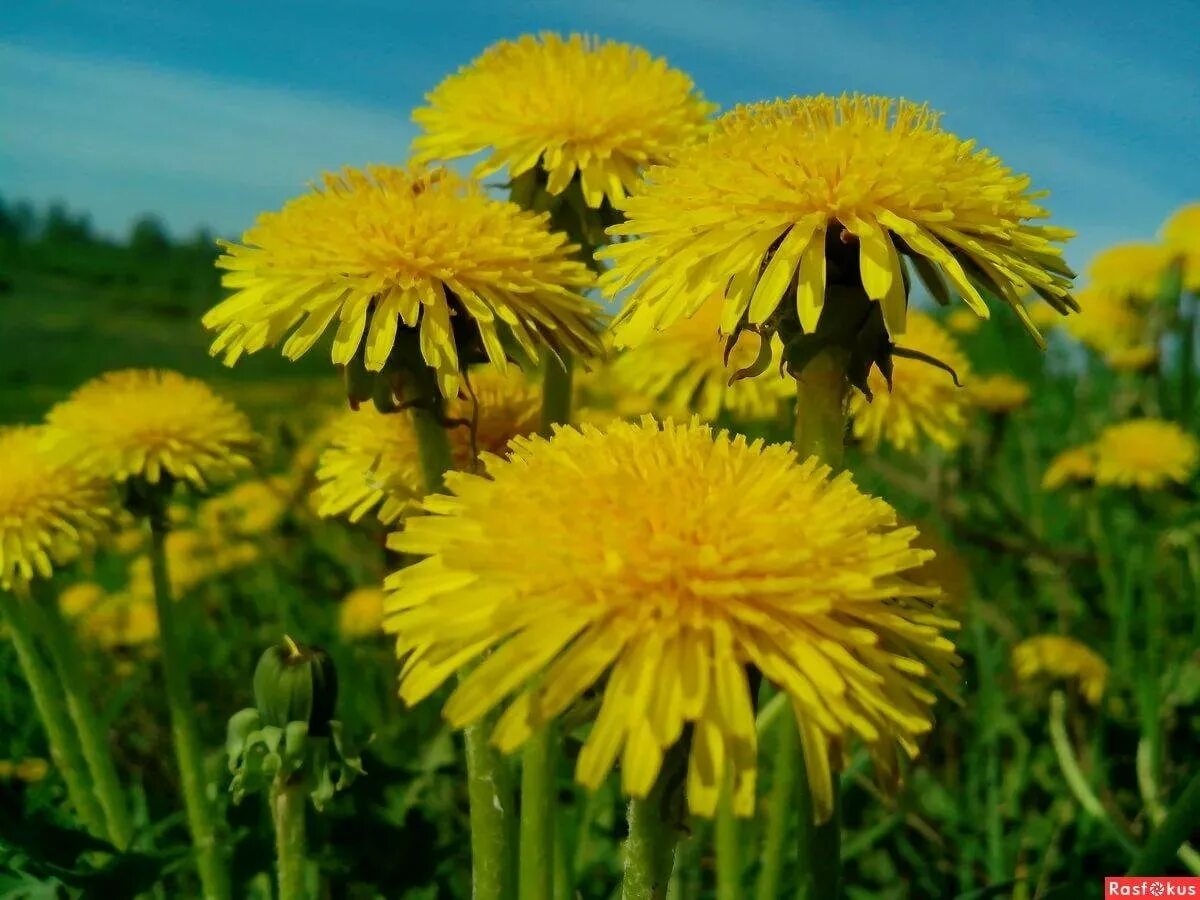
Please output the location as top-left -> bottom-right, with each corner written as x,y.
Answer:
3,0 -> 1198,270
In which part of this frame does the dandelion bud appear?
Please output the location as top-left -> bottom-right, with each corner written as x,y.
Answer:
253,636 -> 338,737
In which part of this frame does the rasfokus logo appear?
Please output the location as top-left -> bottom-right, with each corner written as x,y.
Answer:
1106,878 -> 1200,896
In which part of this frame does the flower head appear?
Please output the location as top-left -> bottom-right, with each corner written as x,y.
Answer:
1088,243 -> 1176,305
198,478 -> 290,537
1163,203 -> 1200,291
1012,635 -> 1107,704
315,367 -> 542,524
945,308 -> 982,335
1092,418 -> 1198,490
45,370 -> 254,488
1106,345 -> 1159,373
967,374 -> 1031,414
128,528 -> 260,601
1042,445 -> 1096,491
604,95 -> 1075,386
1064,287 -> 1155,362
412,33 -> 714,209
0,427 -> 116,589
385,418 -> 959,820
80,594 -> 159,650
339,587 -> 386,640
202,166 -> 603,399
608,297 -> 794,421
848,313 -> 970,452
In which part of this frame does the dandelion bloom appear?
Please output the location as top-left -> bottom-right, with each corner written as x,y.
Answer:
1064,286 -> 1154,362
198,478 -> 290,537
1012,635 -> 1108,705
1092,418 -> 1198,490
0,427 -> 116,588
945,308 -> 982,336
81,594 -> 159,650
412,33 -> 714,209
339,587 -> 386,640
202,166 -> 603,398
1106,344 -> 1159,373
315,367 -> 542,525
604,95 -> 1075,364
1088,243 -> 1177,305
967,374 -> 1031,414
608,297 -> 794,421
385,418 -> 959,820
1162,203 -> 1200,291
127,529 -> 259,601
45,370 -> 254,488
1042,445 -> 1096,491
848,313 -> 970,452
59,581 -> 106,619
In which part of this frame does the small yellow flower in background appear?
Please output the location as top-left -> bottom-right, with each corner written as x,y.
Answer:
1012,635 -> 1108,705
848,313 -> 971,453
1088,242 -> 1177,305
339,587 -> 386,640
412,33 -> 714,209
0,758 -> 51,783
127,529 -> 260,601
1064,286 -> 1155,362
198,477 -> 290,538
0,427 -> 116,589
608,297 -> 795,422
1026,299 -> 1066,332
1092,418 -> 1199,490
202,166 -> 603,399
967,374 -> 1031,414
385,418 -> 959,821
1106,344 -> 1159,373
45,370 -> 255,488
1042,445 -> 1097,491
315,367 -> 543,525
59,581 -> 106,619
1162,203 -> 1200,291
945,308 -> 983,335
80,594 -> 159,650
604,95 -> 1075,361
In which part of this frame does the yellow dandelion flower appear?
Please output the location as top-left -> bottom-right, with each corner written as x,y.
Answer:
59,581 -> 106,619
412,33 -> 714,209
1042,445 -> 1097,491
608,297 -> 795,421
81,594 -> 159,649
1163,203 -> 1200,291
0,427 -> 116,589
1012,635 -> 1108,705
0,758 -> 51,783
338,587 -> 386,640
127,529 -> 260,601
1093,418 -> 1199,490
315,367 -> 542,524
945,308 -> 982,335
202,166 -> 603,399
1106,344 -> 1159,373
1088,242 -> 1177,305
604,95 -> 1075,367
967,374 -> 1031,414
45,370 -> 254,488
1025,298 -> 1065,331
198,477 -> 290,537
385,418 -> 959,821
1065,286 -> 1153,358
848,313 -> 971,453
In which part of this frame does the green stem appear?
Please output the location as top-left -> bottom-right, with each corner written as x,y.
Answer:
1137,739 -> 1200,874
409,402 -> 455,494
715,781 -> 742,900
464,718 -> 517,900
540,354 -> 574,435
33,594 -> 134,849
795,750 -> 841,900
519,726 -> 555,900
756,711 -> 797,900
148,518 -> 231,900
272,780 -> 308,900
622,791 -> 678,900
1129,770 -> 1200,875
0,590 -> 108,839
792,350 -> 849,471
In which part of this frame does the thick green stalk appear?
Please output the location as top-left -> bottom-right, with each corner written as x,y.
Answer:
519,725 -> 555,900
756,711 -> 798,900
0,590 -> 108,839
714,786 -> 741,900
272,780 -> 308,900
540,355 -> 574,436
1129,770 -> 1200,875
148,519 -> 231,900
622,792 -> 677,900
33,595 -> 134,848
409,403 -> 455,494
795,750 -> 841,900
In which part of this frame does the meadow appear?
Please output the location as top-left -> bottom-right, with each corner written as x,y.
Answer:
1,35 -> 1198,900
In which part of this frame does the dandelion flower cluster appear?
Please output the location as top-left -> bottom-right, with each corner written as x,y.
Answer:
202,166 -> 603,398
608,297 -> 794,421
384,418 -> 959,820
967,374 -> 1031,414
45,370 -> 255,488
605,95 -> 1075,360
0,427 -> 116,588
848,313 -> 971,452
412,33 -> 714,208
1092,418 -> 1198,490
1012,635 -> 1108,705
